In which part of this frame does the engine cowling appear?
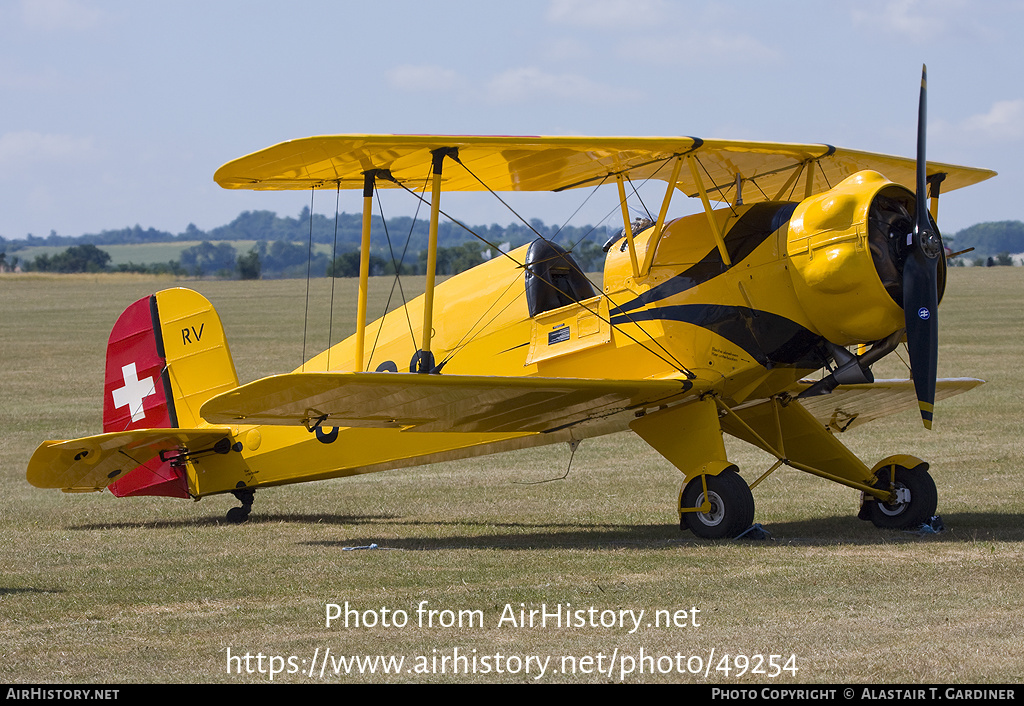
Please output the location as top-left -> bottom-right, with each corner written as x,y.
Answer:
786,170 -> 943,345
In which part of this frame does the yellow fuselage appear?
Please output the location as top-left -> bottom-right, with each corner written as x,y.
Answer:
190,171 -> 911,498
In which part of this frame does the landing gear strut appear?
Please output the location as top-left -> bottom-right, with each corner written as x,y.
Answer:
860,464 -> 937,529
226,488 -> 255,523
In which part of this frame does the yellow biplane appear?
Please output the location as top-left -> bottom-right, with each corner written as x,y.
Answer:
28,69 -> 994,537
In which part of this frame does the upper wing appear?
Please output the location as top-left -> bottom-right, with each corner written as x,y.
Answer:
763,378 -> 984,432
199,372 -> 693,434
213,134 -> 995,204
28,428 -> 233,493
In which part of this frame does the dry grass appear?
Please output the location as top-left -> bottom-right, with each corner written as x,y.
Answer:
0,269 -> 1022,683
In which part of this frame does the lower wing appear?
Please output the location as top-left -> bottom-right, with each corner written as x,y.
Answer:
199,372 -> 694,434
758,378 -> 984,432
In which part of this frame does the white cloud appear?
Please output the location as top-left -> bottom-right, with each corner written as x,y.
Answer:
629,31 -> 781,66
0,131 -> 98,168
544,0 -> 777,66
486,66 -> 640,105
546,0 -> 671,29
962,99 -> 1024,141
0,62 -> 61,90
386,65 -> 465,93
19,0 -> 103,31
538,37 -> 593,64
851,0 -> 966,42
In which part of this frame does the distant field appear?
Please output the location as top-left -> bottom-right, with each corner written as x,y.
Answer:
0,269 -> 1022,683
7,241 -> 340,267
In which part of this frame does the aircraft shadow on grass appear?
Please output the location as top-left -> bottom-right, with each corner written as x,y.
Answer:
0,587 -> 63,596
68,511 -> 1024,549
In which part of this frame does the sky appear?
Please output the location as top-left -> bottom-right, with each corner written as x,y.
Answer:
2,0 -> 1022,241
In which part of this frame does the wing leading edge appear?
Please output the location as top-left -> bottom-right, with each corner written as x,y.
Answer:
199,372 -> 694,434
213,134 -> 995,204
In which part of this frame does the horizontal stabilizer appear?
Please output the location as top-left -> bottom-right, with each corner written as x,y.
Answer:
27,428 -> 233,493
200,372 -> 693,434
785,378 -> 983,432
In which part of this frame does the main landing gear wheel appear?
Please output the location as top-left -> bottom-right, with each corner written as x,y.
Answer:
864,465 -> 937,530
681,471 -> 755,539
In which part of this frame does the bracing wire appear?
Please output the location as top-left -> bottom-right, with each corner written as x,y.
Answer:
749,177 -> 770,202
327,182 -> 341,370
367,164 -> 432,368
694,156 -> 740,221
553,175 -> 610,246
437,271 -> 526,369
379,183 -> 420,342
786,164 -> 804,202
301,187 -> 315,371
390,158 -> 695,378
817,159 -> 833,190
626,174 -> 653,221
448,155 -> 695,377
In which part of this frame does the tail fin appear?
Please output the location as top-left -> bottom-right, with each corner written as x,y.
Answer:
103,288 -> 238,497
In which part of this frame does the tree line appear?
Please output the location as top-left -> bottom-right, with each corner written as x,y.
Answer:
948,221 -> 1024,265
3,210 -> 1022,278
2,208 -> 615,277
1,208 -> 609,258
7,228 -> 611,279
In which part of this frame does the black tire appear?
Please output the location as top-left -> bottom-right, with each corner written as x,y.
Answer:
681,471 -> 755,539
866,465 -> 937,530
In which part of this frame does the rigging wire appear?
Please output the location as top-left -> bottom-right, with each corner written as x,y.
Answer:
445,154 -> 695,376
327,182 -> 341,370
817,159 -> 833,190
626,174 -> 654,221
785,163 -> 805,202
366,165 -> 432,369
371,186 -> 417,353
593,156 -> 677,252
694,156 -> 740,221
781,159 -> 828,203
568,157 -> 679,254
749,176 -> 770,202
436,271 -> 526,370
552,174 -> 610,246
391,157 -> 695,377
301,187 -> 315,372
117,448 -> 159,478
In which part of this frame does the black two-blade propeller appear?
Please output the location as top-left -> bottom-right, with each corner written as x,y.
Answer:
903,65 -> 944,429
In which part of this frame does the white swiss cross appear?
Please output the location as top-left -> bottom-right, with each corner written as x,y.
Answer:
112,362 -> 156,422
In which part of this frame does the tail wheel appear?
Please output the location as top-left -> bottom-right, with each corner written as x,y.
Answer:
865,465 -> 937,530
226,487 -> 255,524
681,471 -> 754,539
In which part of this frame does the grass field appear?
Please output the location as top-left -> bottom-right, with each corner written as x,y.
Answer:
1,269 -> 1022,684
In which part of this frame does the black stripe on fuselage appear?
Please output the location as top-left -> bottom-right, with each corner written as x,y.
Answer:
611,202 -> 797,316
610,304 -> 828,369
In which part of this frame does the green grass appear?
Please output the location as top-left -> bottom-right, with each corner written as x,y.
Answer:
0,269 -> 1022,683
